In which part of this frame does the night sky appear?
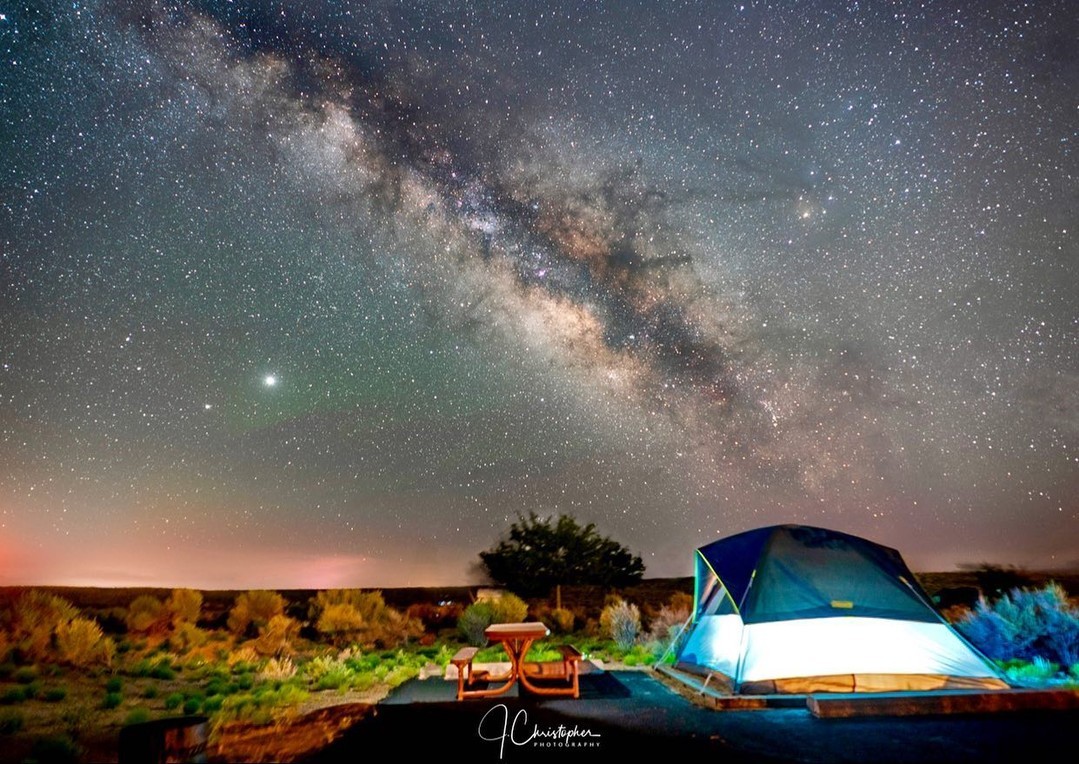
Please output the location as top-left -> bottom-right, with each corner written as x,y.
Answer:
2,1 -> 1076,588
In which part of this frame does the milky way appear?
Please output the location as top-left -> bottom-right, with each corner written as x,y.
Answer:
1,1 -> 1076,587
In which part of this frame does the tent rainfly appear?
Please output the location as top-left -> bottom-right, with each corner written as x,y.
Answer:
675,525 -> 1009,694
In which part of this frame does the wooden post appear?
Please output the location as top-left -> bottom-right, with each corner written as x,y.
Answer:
555,584 -> 562,611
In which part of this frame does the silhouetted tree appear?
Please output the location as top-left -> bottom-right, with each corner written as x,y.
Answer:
479,513 -> 645,597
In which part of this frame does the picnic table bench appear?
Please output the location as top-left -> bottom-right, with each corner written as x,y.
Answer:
451,624 -> 582,700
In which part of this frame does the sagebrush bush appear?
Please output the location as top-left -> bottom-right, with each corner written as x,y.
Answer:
309,590 -> 424,649
457,602 -> 494,645
125,596 -> 169,635
259,657 -> 296,680
646,601 -> 692,645
55,617 -> 115,668
166,589 -> 203,627
545,607 -> 576,635
251,614 -> 299,657
489,593 -> 528,624
102,692 -> 122,710
957,583 -> 1079,668
600,599 -> 641,651
123,708 -> 152,727
169,622 -> 208,654
228,591 -> 286,637
10,591 -> 79,661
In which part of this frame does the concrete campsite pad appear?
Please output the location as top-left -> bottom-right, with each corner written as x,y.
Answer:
303,669 -> 1079,762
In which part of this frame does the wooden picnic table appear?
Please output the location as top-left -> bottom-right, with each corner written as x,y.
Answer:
451,622 -> 581,700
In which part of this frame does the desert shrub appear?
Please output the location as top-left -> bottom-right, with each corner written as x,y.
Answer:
123,708 -> 152,727
457,593 -> 529,645
163,692 -> 184,710
304,655 -> 343,681
545,608 -> 576,635
102,692 -> 122,710
314,664 -> 352,692
227,591 -> 286,637
621,644 -> 657,667
149,658 -> 176,681
490,593 -> 529,623
309,590 -> 424,649
227,646 -> 260,669
14,666 -> 38,683
457,602 -> 494,645
10,591 -> 80,661
0,709 -> 24,734
646,600 -> 692,646
125,596 -> 170,635
203,695 -> 224,714
315,602 -> 364,644
251,614 -> 300,657
1001,656 -> 1060,686
166,589 -> 203,627
0,687 -> 26,705
214,684 -> 309,729
30,733 -> 79,764
105,677 -> 122,693
169,623 -> 207,654
44,686 -> 68,702
142,686 -> 157,699
957,583 -> 1079,668
259,657 -> 296,680
600,599 -> 641,651
183,697 -> 202,715
55,617 -> 115,667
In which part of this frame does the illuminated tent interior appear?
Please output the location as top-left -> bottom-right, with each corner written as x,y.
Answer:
674,525 -> 1009,694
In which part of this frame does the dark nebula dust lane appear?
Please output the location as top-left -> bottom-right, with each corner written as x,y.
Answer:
0,0 -> 1076,587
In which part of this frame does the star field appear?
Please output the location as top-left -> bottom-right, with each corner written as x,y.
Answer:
0,1 -> 1076,588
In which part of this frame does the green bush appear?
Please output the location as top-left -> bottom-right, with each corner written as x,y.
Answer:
44,686 -> 68,702
142,685 -> 158,699
163,692 -> 184,710
123,707 -> 152,727
23,681 -> 41,700
105,677 -> 123,693
183,697 -> 202,715
1000,656 -> 1061,686
0,687 -> 27,705
150,659 -> 176,681
203,695 -> 224,714
102,692 -> 123,709
0,709 -> 24,734
489,593 -> 529,624
457,602 -> 494,645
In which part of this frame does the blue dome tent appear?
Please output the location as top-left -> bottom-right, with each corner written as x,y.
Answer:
674,525 -> 1008,694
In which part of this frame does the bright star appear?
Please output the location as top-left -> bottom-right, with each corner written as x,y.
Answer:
264,375 -> 277,387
